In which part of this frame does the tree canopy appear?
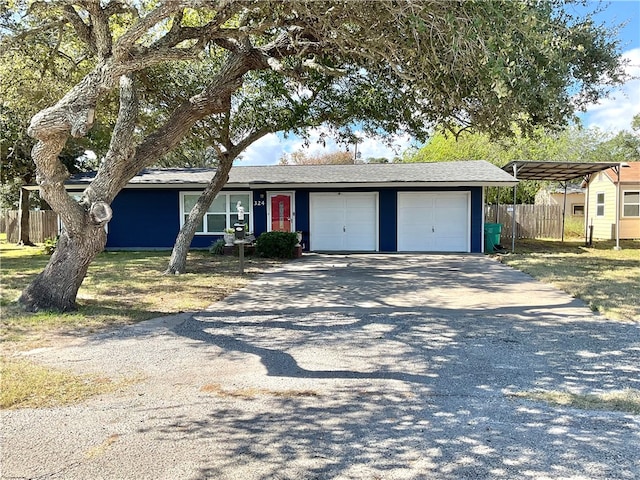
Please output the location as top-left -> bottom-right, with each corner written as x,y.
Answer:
405,116 -> 640,203
1,0 -> 627,311
279,150 -> 355,165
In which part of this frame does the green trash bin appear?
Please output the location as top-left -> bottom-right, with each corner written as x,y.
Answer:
484,223 -> 502,252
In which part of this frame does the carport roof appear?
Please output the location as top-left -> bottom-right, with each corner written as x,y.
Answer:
502,161 -> 620,182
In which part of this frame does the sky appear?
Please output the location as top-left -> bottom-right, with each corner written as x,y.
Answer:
238,1 -> 640,166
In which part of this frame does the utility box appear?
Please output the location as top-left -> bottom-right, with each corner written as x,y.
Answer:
484,223 -> 502,252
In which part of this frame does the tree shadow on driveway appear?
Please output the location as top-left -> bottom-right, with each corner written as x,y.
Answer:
163,254 -> 640,479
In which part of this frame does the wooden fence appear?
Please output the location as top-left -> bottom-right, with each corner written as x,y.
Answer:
0,210 -> 59,243
485,204 -> 563,239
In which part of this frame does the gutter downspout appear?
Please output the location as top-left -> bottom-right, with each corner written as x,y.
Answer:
561,181 -> 568,243
584,175 -> 590,246
614,164 -> 621,250
512,163 -> 518,253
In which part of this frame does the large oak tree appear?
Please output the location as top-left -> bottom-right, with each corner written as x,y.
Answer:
1,0 -> 625,311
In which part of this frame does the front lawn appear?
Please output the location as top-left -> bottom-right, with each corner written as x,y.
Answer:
0,239 -> 281,349
499,239 -> 640,322
0,237 -> 281,408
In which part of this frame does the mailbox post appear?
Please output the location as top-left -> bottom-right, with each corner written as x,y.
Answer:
234,201 -> 246,274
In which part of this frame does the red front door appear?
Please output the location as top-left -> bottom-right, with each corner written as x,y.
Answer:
270,194 -> 292,232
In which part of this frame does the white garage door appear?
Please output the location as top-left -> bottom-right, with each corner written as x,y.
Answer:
398,192 -> 470,252
310,193 -> 378,251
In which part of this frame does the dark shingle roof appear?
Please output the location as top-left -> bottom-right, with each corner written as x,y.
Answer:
67,161 -> 517,188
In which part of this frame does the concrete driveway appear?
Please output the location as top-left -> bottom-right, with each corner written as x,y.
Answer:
2,254 -> 639,479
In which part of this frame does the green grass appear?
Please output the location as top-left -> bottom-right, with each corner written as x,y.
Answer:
510,389 -> 640,415
0,237 -> 280,408
499,239 -> 640,321
1,240 -> 281,348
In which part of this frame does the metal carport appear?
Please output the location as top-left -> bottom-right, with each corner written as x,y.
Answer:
501,161 -> 624,251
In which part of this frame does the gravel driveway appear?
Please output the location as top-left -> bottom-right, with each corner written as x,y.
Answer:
2,254 -> 639,479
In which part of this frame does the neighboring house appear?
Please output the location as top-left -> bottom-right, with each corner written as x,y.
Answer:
66,160 -> 517,253
583,162 -> 640,240
534,184 -> 585,217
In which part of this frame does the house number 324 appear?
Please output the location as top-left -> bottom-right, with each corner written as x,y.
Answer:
253,200 -> 265,206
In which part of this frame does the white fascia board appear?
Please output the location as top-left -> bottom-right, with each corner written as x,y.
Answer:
243,181 -> 519,189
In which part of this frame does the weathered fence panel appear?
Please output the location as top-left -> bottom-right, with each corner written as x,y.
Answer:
1,210 -> 59,243
485,204 -> 563,239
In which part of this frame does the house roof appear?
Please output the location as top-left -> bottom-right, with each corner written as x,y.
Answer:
544,184 -> 585,195
602,162 -> 640,184
66,160 -> 518,188
502,161 -> 621,182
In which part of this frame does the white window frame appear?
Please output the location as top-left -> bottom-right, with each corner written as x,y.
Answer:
622,190 -> 640,218
180,191 -> 253,235
596,192 -> 605,217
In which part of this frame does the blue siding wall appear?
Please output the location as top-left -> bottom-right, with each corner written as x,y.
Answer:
295,191 -> 310,250
107,186 -> 485,252
252,189 -> 268,236
470,187 -> 483,253
107,189 -> 179,249
379,189 -> 397,252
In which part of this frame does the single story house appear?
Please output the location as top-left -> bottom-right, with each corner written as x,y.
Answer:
534,184 -> 585,217
67,160 -> 518,253
583,162 -> 640,240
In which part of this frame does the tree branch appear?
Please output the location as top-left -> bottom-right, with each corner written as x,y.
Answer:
90,74 -> 139,204
112,2 -> 188,61
84,1 -> 113,59
62,5 -> 95,54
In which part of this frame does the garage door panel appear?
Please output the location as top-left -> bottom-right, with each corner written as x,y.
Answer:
310,193 -> 377,251
398,192 -> 469,252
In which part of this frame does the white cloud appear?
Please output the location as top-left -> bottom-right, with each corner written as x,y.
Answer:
236,133 -> 284,165
235,127 -> 417,166
580,48 -> 640,132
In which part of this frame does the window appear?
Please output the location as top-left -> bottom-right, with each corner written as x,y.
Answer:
596,193 -> 605,217
181,192 -> 251,234
623,191 -> 640,217
572,204 -> 584,216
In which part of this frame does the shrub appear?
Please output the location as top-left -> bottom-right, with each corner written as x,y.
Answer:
42,236 -> 58,255
255,231 -> 298,258
209,238 -> 226,255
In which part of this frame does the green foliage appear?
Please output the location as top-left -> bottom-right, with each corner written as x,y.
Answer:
42,236 -> 58,256
279,150 -> 354,165
405,122 -> 640,204
209,238 -> 226,255
255,232 -> 298,259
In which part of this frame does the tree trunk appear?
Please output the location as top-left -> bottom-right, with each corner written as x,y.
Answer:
165,156 -> 234,274
19,224 -> 108,312
17,187 -> 35,246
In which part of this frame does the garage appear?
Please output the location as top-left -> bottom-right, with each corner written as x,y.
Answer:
309,193 -> 378,251
397,192 -> 470,252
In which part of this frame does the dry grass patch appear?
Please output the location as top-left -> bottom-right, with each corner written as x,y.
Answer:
510,389 -> 640,415
201,383 -> 319,398
1,240 -> 281,348
1,238 -> 281,409
499,239 -> 639,321
0,357 -> 123,409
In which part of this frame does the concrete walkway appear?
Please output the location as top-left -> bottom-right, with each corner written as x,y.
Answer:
2,254 -> 639,479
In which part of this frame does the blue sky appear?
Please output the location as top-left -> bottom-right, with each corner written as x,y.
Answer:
240,1 -> 640,166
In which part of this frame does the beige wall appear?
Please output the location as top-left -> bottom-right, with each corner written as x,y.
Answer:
587,172 -> 640,239
549,193 -> 585,216
535,190 -> 585,216
620,185 -> 640,239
